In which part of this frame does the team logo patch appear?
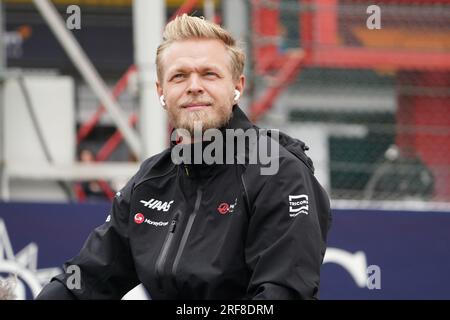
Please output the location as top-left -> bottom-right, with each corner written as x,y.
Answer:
140,198 -> 174,212
217,203 -> 230,215
288,194 -> 309,217
134,213 -> 145,224
217,198 -> 238,215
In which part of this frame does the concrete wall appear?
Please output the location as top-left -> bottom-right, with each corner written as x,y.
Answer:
4,75 -> 75,201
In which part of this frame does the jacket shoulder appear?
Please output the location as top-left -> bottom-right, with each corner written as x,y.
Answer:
133,148 -> 175,187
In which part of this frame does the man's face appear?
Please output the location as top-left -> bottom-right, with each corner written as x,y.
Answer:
157,39 -> 244,136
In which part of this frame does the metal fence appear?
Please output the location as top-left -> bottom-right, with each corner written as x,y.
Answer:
249,0 -> 450,203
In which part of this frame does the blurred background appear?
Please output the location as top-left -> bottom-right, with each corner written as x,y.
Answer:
0,0 -> 449,300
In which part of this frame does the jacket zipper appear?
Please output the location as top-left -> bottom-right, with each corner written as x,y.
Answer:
155,210 -> 180,291
154,188 -> 203,295
171,188 -> 202,279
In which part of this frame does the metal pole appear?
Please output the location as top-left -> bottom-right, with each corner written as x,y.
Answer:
223,0 -> 250,112
224,0 -> 249,49
32,0 -> 141,157
204,0 -> 215,21
0,0 -> 7,200
133,0 -> 167,159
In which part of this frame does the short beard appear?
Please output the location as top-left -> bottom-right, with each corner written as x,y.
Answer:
169,106 -> 233,136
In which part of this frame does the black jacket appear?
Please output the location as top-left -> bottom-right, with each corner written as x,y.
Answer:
37,105 -> 331,300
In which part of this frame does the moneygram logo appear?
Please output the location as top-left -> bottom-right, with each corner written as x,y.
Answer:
134,213 -> 145,224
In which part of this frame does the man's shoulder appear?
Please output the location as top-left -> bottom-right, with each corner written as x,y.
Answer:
277,141 -> 313,174
139,147 -> 172,169
133,147 -> 175,185
247,128 -> 314,173
244,147 -> 311,180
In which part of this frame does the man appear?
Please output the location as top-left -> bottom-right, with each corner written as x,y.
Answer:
37,14 -> 331,300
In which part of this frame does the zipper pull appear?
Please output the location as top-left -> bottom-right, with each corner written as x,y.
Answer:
184,165 -> 189,176
169,212 -> 179,233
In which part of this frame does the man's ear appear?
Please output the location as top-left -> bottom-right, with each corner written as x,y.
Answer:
156,81 -> 167,108
234,75 -> 245,100
156,81 -> 163,97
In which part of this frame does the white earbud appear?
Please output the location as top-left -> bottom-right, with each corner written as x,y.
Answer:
159,95 -> 166,107
233,90 -> 241,102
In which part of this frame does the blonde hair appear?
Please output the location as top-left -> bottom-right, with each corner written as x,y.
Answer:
156,14 -> 245,81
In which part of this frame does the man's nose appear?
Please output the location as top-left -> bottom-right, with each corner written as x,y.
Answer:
186,74 -> 204,95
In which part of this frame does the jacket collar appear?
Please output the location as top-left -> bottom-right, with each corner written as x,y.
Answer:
224,104 -> 255,132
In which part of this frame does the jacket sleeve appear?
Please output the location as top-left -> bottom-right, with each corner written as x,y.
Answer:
36,174 -> 140,300
244,157 -> 332,300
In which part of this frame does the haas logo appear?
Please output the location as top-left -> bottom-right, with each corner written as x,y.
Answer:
217,203 -> 230,215
217,198 -> 238,215
140,199 -> 174,212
